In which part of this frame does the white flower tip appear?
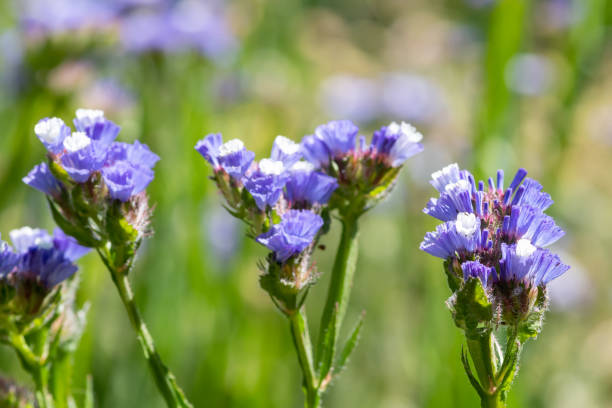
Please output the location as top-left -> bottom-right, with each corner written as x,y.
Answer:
64,132 -> 91,153
10,227 -> 52,250
516,239 -> 536,258
445,178 -> 470,193
34,117 -> 65,144
274,135 -> 301,155
290,161 -> 315,172
76,108 -> 105,120
218,139 -> 244,156
259,158 -> 285,175
432,163 -> 459,180
455,212 -> 479,237
389,121 -> 423,143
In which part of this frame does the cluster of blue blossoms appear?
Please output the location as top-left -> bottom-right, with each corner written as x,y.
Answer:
0,227 -> 89,320
24,109 -> 159,203
21,110 -> 160,249
196,120 -> 423,296
420,163 -> 569,326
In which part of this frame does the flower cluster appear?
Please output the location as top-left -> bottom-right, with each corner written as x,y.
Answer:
196,120 -> 423,307
420,163 -> 569,331
0,227 -> 89,323
302,120 -> 423,213
24,110 -> 159,249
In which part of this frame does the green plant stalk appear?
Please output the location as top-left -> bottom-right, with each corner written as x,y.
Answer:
316,214 -> 360,383
466,332 -> 498,395
9,333 -> 53,408
98,248 -> 193,408
288,307 -> 320,408
465,329 -> 523,408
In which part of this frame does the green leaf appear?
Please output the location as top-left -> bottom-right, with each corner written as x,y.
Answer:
452,278 -> 493,334
460,346 -> 486,399
517,308 -> 544,343
335,311 -> 365,374
46,198 -> 100,248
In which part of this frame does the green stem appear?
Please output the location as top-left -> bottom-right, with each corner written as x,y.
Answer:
100,248 -> 193,408
288,307 -> 320,408
9,333 -> 53,408
316,215 -> 360,383
466,332 -> 498,394
481,392 -> 504,408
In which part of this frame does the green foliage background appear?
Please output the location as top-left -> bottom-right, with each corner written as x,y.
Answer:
1,0 -> 611,406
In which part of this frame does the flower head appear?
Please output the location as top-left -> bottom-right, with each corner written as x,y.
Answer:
195,133 -> 223,169
217,139 -> 255,180
271,135 -> 302,168
301,120 -> 358,168
421,163 -> 569,332
34,117 -> 71,154
370,121 -> 424,167
0,227 -> 89,317
256,210 -> 324,262
243,159 -> 288,210
26,109 -> 158,202
22,163 -> 62,197
285,163 -> 338,208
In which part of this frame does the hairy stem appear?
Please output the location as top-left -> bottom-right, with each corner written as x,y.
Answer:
316,215 -> 360,383
99,247 -> 193,408
9,333 -> 53,408
288,307 -> 320,408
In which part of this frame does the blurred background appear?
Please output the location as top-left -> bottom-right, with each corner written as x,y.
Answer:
0,0 -> 611,406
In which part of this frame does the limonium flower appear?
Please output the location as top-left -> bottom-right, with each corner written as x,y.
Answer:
0,227 -> 89,317
196,121 -> 421,408
243,159 -> 289,210
420,163 -> 569,405
285,162 -> 338,209
256,210 -> 324,263
300,120 -> 423,213
24,109 -> 159,203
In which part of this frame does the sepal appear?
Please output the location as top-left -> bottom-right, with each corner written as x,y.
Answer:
449,277 -> 493,335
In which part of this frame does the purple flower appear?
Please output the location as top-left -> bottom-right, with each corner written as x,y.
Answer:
9,227 -> 53,253
9,227 -> 89,260
28,110 -> 158,201
51,228 -> 90,262
243,159 -> 288,210
270,136 -> 302,168
5,227 -> 89,289
256,210 -> 324,262
17,247 -> 77,289
498,240 -> 569,286
60,131 -> 107,182
34,117 -> 71,154
217,139 -> 255,180
195,133 -> 223,169
119,1 -> 237,59
502,206 -> 565,247
0,235 -> 19,277
370,122 -> 424,167
429,163 -> 470,193
101,161 -> 155,202
423,179 -> 474,221
420,212 -> 482,259
421,163 -> 570,295
285,162 -> 338,207
301,120 -> 358,168
74,109 -> 120,148
462,261 -> 494,287
23,163 -> 62,196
